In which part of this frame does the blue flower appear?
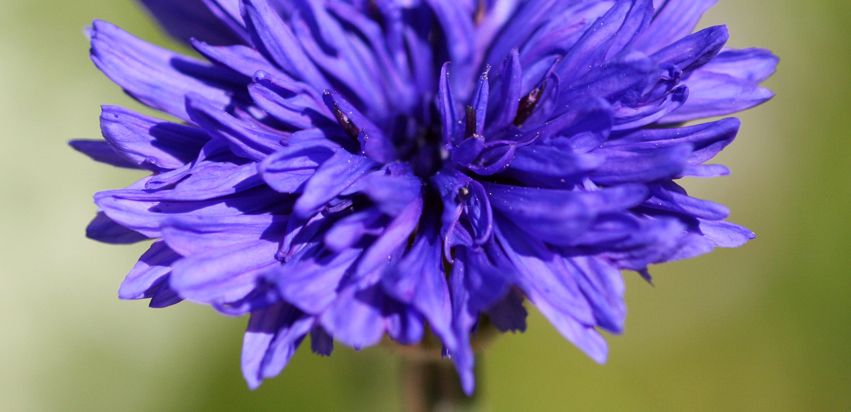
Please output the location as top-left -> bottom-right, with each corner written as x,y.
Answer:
70,0 -> 777,394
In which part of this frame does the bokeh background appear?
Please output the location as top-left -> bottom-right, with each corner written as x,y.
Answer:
1,1 -> 848,411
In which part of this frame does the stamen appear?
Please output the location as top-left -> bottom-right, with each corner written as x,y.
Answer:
465,105 -> 478,138
333,104 -> 361,139
513,80 -> 546,127
455,185 -> 471,203
474,0 -> 487,26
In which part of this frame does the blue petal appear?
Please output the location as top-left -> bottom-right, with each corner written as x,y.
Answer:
517,97 -> 613,153
463,180 -> 494,245
486,49 -> 522,134
492,218 -> 595,325
459,247 -> 513,314
326,2 -> 418,110
663,74 -> 773,122
278,210 -> 333,263
665,218 -> 753,262
290,2 -> 391,117
137,0 -> 245,45
485,288 -> 527,333
249,72 -> 335,131
359,173 -> 424,216
292,149 -> 378,218
469,69 -> 490,137
559,52 -> 657,107
185,93 -> 283,160
651,25 -> 728,74
662,49 -> 778,122
310,326 -> 334,356
694,48 -> 779,83
507,144 -> 602,186
242,303 -> 314,389
352,197 -> 423,285
382,217 -> 455,350
449,135 -> 485,167
149,283 -> 183,308
493,218 -> 608,363
591,144 -> 692,184
194,41 -> 289,80
95,175 -> 286,243
594,217 -> 686,270
68,140 -> 141,170
611,85 -> 688,131
437,62 -> 462,147
446,251 -> 478,395
86,211 -> 148,244
425,0 -> 476,95
466,140 -> 517,176
319,284 -> 386,349
432,168 -> 493,249
606,117 -> 740,165
169,239 -> 281,304
89,20 -> 246,122
384,299 -> 426,345
260,144 -> 336,193
565,213 -> 642,247
632,0 -> 719,54
99,106 -> 209,171
483,182 -> 649,246
323,207 -> 387,252
160,214 -> 288,256
568,257 -> 625,333
272,244 -> 362,315
485,0 -> 608,71
118,241 -> 179,300
109,161 -> 264,202
214,279 -> 281,316
515,69 -> 561,129
698,219 -> 755,248
642,182 -> 730,220
679,164 -> 731,178
556,0 -> 654,81
475,1 -> 524,54
242,0 -> 330,90
322,90 -> 396,163
201,0 -> 251,41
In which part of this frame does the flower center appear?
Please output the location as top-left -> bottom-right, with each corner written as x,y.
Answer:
330,94 -> 449,178
400,122 -> 447,179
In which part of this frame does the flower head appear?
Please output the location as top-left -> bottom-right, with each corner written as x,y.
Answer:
71,0 -> 776,393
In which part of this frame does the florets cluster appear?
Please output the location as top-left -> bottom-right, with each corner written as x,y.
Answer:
71,0 -> 776,393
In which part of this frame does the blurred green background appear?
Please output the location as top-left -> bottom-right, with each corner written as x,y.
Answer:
1,1 -> 848,411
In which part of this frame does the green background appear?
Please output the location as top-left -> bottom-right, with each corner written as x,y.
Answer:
1,1 -> 848,411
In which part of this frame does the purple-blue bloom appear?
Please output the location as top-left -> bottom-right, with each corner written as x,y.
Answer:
71,0 -> 776,394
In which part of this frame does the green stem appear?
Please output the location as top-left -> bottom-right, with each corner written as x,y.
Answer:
394,321 -> 497,412
401,355 -> 476,412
